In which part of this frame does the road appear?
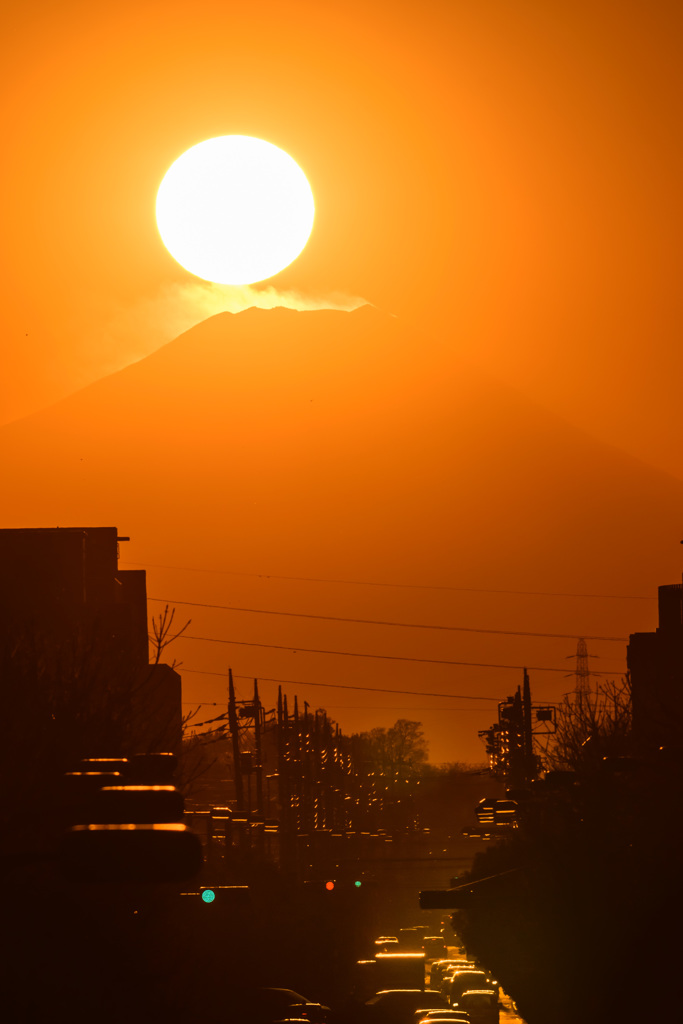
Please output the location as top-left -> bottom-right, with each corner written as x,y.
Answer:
427,945 -> 527,1024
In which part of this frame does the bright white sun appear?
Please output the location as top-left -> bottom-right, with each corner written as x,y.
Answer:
156,135 -> 315,285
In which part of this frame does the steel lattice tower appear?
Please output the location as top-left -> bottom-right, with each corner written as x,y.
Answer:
567,637 -> 595,700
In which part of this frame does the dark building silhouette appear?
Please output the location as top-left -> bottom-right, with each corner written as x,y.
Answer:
0,526 -> 181,756
627,579 -> 683,747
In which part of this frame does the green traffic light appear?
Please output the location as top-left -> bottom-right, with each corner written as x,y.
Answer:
202,889 -> 216,903
354,880 -> 362,887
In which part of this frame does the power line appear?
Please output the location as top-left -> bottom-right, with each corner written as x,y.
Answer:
184,701 -> 495,712
182,668 -> 561,700
180,634 -> 625,674
182,701 -> 229,707
312,706 -> 497,712
183,668 -> 502,699
190,714 -> 229,728
121,560 -> 652,601
148,595 -> 627,642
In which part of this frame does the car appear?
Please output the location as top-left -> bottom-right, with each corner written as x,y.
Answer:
414,1011 -> 471,1023
416,1018 -> 470,1024
429,961 -> 457,989
375,936 -> 401,953
374,952 -> 427,992
491,799 -> 518,826
443,971 -> 491,1003
437,964 -> 478,994
431,960 -> 476,989
232,987 -> 332,1023
439,959 -> 476,975
398,927 -> 424,951
474,798 -> 518,827
450,990 -> 499,1024
475,794 -> 518,827
474,799 -> 497,825
422,936 -> 448,961
365,988 -> 448,1023
353,960 -> 381,1000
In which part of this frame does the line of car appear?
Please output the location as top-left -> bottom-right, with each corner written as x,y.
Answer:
224,932 -> 501,1023
429,954 -> 500,1023
358,931 -> 500,1024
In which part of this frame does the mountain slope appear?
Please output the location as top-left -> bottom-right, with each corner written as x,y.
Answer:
1,306 -> 679,761
2,305 -> 678,586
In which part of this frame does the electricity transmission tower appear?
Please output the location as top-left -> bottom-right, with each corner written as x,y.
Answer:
566,638 -> 597,702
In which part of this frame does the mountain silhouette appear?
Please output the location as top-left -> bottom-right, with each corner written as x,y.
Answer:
1,305 -> 679,759
2,304 -> 679,586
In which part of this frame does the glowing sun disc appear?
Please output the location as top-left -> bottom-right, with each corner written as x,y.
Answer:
156,135 -> 315,285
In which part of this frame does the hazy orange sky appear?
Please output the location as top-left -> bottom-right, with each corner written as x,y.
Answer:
2,2 -> 682,763
2,1 -> 683,475
2,306 -> 680,763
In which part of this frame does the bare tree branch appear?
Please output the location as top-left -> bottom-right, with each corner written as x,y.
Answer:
545,676 -> 632,771
149,605 -> 191,668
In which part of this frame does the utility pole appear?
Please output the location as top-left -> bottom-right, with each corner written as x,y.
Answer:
279,690 -> 292,833
499,688 -> 525,789
301,701 -> 312,833
228,668 -> 244,812
522,668 -> 535,784
511,687 -> 524,789
253,678 -> 264,816
277,687 -> 286,823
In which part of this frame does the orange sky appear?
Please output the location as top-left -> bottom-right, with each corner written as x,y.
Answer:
2,2 -> 682,762
2,306 -> 679,763
2,1 -> 683,474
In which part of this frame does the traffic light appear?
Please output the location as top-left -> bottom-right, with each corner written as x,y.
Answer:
321,879 -> 364,891
302,877 -> 366,897
187,886 -> 250,909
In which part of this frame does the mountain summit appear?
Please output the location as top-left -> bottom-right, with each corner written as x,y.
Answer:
3,303 -> 679,589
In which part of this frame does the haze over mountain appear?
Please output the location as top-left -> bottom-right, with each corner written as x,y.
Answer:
2,306 -> 680,762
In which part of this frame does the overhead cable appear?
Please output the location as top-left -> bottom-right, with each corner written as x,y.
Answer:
180,634 -> 625,674
182,667 -> 567,700
148,595 -> 627,642
120,560 -> 651,601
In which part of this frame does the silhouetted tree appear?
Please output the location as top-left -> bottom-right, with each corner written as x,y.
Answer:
544,675 -> 632,771
353,718 -> 428,777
